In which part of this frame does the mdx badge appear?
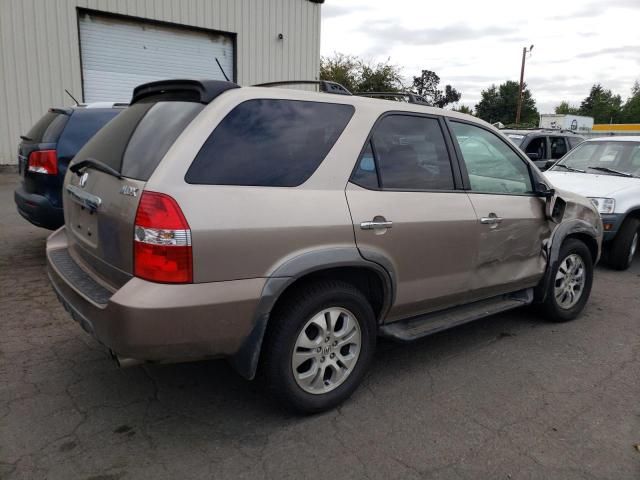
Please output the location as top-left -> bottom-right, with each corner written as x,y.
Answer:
120,184 -> 139,197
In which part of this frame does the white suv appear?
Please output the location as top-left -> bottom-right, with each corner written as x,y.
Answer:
545,137 -> 640,270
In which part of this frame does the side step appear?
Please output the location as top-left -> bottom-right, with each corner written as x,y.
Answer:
380,288 -> 534,342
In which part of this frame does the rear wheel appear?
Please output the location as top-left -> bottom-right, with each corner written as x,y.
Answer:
542,238 -> 593,322
608,218 -> 639,271
261,280 -> 376,413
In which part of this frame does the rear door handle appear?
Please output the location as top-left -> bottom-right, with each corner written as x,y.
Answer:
360,220 -> 393,230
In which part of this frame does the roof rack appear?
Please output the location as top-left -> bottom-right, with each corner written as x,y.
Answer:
357,92 -> 431,106
253,80 -> 352,96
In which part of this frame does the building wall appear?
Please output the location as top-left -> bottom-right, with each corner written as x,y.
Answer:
0,0 -> 322,164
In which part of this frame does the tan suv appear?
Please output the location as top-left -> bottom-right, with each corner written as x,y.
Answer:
47,79 -> 603,413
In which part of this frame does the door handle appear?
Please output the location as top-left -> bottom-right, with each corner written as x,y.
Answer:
360,220 -> 393,230
480,213 -> 503,225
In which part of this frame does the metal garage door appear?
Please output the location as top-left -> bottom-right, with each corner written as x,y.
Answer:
79,12 -> 234,103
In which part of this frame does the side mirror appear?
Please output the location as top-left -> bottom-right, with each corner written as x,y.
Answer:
526,152 -> 541,161
536,182 -> 555,198
544,160 -> 556,170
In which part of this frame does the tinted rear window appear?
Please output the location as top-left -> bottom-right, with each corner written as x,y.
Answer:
72,102 -> 203,181
57,109 -> 121,159
24,111 -> 68,143
185,99 -> 355,187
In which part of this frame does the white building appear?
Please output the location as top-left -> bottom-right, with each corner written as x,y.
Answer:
0,0 -> 323,164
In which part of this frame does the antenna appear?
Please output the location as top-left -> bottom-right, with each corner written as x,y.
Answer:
64,89 -> 80,105
215,58 -> 230,82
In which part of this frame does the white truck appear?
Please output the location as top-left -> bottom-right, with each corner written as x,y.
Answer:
539,114 -> 594,133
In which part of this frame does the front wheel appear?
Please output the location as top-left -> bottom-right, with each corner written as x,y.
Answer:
542,238 -> 594,322
261,280 -> 376,414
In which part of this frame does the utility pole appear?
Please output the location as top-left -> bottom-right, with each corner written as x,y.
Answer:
516,44 -> 534,126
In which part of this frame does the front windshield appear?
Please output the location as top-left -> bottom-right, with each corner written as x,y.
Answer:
551,141 -> 640,176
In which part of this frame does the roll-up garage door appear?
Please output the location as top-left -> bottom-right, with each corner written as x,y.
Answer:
79,12 -> 234,103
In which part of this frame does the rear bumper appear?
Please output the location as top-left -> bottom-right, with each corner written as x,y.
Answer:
46,227 -> 266,364
14,185 -> 64,230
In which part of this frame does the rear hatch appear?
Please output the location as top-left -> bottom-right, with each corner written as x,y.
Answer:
63,99 -> 205,289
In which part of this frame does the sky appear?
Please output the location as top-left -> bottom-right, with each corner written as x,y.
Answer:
320,0 -> 640,113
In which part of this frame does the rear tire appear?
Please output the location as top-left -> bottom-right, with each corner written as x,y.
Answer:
607,218 -> 639,271
261,280 -> 376,414
542,238 -> 593,322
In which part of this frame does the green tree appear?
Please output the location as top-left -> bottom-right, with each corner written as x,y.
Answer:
555,101 -> 580,114
320,53 -> 403,93
411,70 -> 461,108
319,53 -> 360,93
578,84 -> 623,123
475,81 -> 539,125
358,59 -> 403,93
453,105 -> 473,115
621,81 -> 640,123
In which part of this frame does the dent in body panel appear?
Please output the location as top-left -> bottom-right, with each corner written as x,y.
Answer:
466,194 -> 551,299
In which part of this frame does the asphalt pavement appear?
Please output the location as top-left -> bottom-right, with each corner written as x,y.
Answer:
1,171 -> 639,480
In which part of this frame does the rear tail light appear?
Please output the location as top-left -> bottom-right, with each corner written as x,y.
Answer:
134,191 -> 193,283
27,150 -> 58,174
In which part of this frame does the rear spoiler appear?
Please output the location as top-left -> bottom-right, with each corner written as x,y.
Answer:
131,79 -> 240,105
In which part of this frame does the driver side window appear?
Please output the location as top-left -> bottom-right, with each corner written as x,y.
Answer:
450,121 -> 533,194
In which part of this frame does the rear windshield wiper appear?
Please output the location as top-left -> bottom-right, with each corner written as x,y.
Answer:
70,158 -> 122,179
553,164 -> 585,173
20,135 -> 33,142
587,166 -> 635,178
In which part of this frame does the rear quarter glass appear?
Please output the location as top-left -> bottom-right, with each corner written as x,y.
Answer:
71,101 -> 203,180
185,99 -> 355,187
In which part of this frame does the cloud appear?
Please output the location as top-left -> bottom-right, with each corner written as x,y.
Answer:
547,0 -> 640,20
322,4 -> 359,19
364,21 -> 518,48
575,45 -> 640,59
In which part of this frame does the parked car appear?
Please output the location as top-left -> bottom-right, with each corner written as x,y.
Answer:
545,137 -> 640,270
14,103 -> 125,229
47,79 -> 602,413
502,129 -> 584,170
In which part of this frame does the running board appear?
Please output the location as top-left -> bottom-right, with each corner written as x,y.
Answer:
380,288 -> 534,342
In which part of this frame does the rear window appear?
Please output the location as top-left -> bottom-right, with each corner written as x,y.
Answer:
57,109 -> 121,159
24,111 -> 68,143
72,102 -> 203,181
185,99 -> 355,187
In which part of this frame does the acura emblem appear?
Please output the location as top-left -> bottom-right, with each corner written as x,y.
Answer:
79,172 -> 89,188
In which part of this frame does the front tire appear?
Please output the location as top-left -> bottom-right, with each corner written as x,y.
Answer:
261,280 -> 376,414
542,238 -> 594,322
608,218 -> 639,271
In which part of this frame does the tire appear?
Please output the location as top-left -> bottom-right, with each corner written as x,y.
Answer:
542,238 -> 594,322
608,218 -> 639,271
261,280 -> 376,414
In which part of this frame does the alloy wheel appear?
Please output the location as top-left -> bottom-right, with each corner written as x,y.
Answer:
291,307 -> 361,395
554,253 -> 586,309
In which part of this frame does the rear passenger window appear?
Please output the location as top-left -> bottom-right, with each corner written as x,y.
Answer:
550,137 -> 568,159
57,109 -> 121,160
352,115 -> 454,190
186,100 -> 355,187
24,111 -> 68,143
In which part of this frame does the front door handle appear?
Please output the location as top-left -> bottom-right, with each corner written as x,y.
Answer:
360,220 -> 393,230
480,214 -> 503,225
